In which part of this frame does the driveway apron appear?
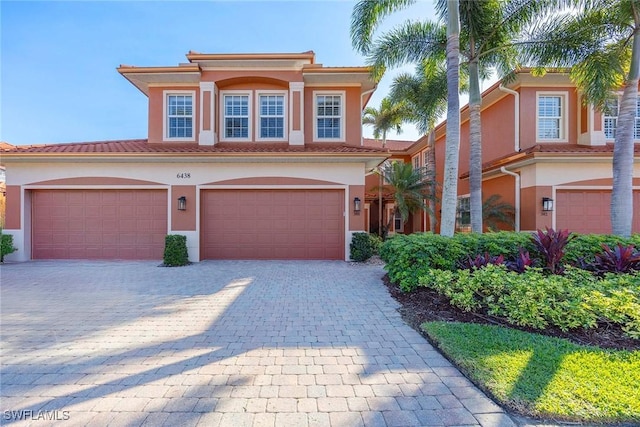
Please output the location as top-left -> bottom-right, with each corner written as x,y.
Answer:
0,261 -> 515,426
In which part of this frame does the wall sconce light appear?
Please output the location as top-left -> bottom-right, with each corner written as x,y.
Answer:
542,197 -> 554,212
353,197 -> 361,214
177,196 -> 187,211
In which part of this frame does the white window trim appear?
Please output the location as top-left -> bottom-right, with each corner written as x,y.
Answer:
412,155 -> 421,170
602,93 -> 640,142
456,194 -> 471,232
313,91 -> 346,142
163,90 -> 196,142
255,90 -> 288,142
536,91 -> 569,143
220,90 -> 252,142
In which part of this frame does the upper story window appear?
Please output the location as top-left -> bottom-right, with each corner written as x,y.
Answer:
223,93 -> 251,140
537,92 -> 568,142
412,155 -> 420,170
314,92 -> 345,142
604,96 -> 640,140
164,91 -> 195,141
258,93 -> 285,140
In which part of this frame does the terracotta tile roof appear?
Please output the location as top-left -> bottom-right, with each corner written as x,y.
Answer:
525,143 -> 640,154
460,143 -> 640,179
362,138 -> 415,151
1,139 -> 387,155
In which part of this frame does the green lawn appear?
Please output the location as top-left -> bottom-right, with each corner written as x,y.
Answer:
422,321 -> 640,423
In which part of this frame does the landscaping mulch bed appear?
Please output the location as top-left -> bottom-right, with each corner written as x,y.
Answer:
383,274 -> 640,352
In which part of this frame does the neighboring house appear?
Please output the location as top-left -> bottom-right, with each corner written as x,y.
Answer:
361,138 -> 417,236
407,70 -> 640,234
0,51 -> 388,261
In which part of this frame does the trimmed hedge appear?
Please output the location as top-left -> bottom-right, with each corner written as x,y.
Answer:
380,232 -> 534,292
350,232 -> 382,262
0,231 -> 17,262
419,265 -> 640,337
163,234 -> 189,266
382,232 -> 640,292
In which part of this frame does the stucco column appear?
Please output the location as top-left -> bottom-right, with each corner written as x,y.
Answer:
289,81 -> 304,146
199,82 -> 217,145
577,100 -> 605,146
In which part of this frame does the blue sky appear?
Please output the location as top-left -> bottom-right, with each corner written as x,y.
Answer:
1,0 -> 438,146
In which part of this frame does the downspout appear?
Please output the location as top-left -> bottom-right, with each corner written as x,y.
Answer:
500,167 -> 520,232
499,85 -> 520,152
360,86 -> 377,146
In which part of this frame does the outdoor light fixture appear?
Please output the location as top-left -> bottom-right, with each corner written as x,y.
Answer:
542,197 -> 554,212
177,196 -> 187,211
353,197 -> 361,214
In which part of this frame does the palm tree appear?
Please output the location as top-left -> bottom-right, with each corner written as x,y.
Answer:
388,59 -> 452,232
355,0 -> 566,235
376,161 -> 435,235
351,0 -> 461,237
522,0 -> 639,237
362,97 -> 408,147
441,0 -> 461,237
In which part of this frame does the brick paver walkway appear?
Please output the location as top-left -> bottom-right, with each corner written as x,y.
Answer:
0,260 -> 516,426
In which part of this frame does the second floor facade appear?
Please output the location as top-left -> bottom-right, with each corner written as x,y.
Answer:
118,51 -> 376,147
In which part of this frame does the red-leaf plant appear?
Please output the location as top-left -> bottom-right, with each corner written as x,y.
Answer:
531,227 -> 573,275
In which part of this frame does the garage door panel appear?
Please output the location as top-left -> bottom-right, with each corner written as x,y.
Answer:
202,189 -> 344,260
557,190 -> 640,234
32,190 -> 167,260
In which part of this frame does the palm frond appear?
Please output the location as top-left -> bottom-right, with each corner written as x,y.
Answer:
350,0 -> 417,54
366,21 -> 447,80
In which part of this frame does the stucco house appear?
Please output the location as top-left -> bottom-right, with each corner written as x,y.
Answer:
406,70 -> 640,234
0,51 -> 389,262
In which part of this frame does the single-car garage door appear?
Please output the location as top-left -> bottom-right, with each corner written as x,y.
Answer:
556,190 -> 640,234
201,189 -> 344,260
32,189 -> 167,259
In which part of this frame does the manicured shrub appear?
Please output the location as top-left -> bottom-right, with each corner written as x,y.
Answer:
350,232 -> 379,262
163,234 -> 189,266
0,230 -> 17,262
418,265 -> 640,335
586,273 -> 640,338
474,231 -> 535,260
380,233 -> 467,292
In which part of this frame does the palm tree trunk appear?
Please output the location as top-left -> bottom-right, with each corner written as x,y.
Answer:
468,58 -> 483,233
611,19 -> 639,237
440,0 -> 461,237
426,130 -> 437,232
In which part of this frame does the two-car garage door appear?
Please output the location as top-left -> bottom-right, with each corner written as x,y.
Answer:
32,190 -> 167,260
201,189 -> 344,260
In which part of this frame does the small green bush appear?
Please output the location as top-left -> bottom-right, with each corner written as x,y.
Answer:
0,230 -> 17,262
163,234 -> 189,266
380,233 -> 468,291
350,232 -> 379,262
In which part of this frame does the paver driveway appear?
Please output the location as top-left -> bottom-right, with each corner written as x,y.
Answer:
0,261 -> 515,427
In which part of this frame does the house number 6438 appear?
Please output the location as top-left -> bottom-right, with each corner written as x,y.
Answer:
176,173 -> 191,179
